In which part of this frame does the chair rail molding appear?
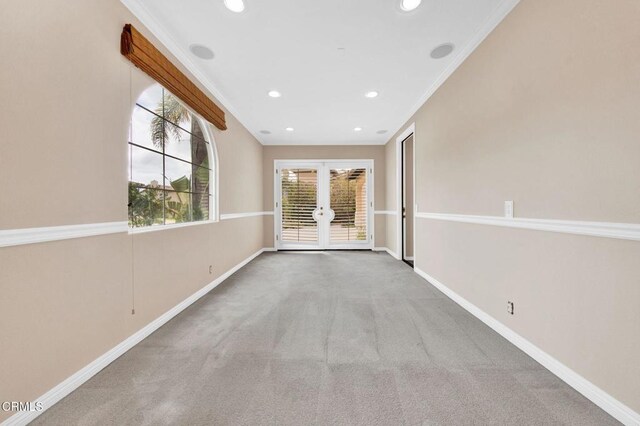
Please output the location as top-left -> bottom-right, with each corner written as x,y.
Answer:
1,211 -> 277,247
388,0 -> 521,140
416,212 -> 640,242
220,211 -> 274,220
0,222 -> 128,248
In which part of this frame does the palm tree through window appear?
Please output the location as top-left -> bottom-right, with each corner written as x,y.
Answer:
128,85 -> 213,227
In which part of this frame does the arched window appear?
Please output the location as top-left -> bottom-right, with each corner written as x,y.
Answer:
128,84 -> 216,228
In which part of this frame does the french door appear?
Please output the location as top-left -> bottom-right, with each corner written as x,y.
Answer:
275,160 -> 374,250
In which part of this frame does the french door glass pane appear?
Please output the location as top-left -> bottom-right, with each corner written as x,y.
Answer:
330,168 -> 367,242
281,168 -> 318,242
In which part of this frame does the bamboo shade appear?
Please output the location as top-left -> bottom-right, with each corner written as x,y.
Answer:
121,24 -> 226,130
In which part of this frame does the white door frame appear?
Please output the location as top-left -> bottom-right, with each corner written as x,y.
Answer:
274,161 -> 322,250
274,159 -> 374,250
396,123 -> 416,264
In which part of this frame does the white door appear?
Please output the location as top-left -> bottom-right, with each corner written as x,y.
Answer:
275,160 -> 373,250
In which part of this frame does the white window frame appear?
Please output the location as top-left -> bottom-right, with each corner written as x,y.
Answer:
127,84 -> 219,234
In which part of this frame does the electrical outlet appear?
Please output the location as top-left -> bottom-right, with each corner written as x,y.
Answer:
209,265 -> 213,274
507,301 -> 514,315
504,201 -> 514,218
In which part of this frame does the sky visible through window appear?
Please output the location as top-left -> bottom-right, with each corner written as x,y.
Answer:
129,86 -> 198,187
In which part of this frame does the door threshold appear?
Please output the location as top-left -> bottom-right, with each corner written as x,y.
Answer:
402,259 -> 414,268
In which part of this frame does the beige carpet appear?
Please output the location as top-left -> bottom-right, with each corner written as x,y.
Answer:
33,251 -> 618,425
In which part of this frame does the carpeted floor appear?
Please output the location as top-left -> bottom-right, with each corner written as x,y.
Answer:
34,251 -> 618,425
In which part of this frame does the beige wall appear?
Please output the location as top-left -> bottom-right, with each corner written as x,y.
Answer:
2,0 -> 639,420
384,139 -> 398,255
262,145 -> 386,248
387,0 -> 640,413
0,0 -> 264,421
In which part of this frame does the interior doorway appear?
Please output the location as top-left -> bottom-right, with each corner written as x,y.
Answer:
401,134 -> 414,266
396,124 -> 415,268
274,160 -> 374,250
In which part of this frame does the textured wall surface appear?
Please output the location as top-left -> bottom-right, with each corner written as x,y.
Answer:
0,0 -> 264,421
386,0 -> 640,412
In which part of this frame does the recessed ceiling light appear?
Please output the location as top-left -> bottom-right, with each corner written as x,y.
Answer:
354,127 -> 363,132
260,130 -> 271,135
430,43 -> 455,59
224,0 -> 245,13
365,91 -> 379,98
285,127 -> 294,132
400,0 -> 421,12
189,44 -> 215,60
268,90 -> 282,98
376,130 -> 388,134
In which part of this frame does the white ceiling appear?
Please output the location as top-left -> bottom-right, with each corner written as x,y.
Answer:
123,0 -> 519,145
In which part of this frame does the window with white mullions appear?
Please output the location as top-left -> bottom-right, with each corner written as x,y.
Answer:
128,84 -> 216,228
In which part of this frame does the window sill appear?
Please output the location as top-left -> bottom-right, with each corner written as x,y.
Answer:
128,219 -> 218,235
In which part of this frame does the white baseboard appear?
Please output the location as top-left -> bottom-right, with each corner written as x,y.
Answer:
373,247 -> 401,260
404,256 -> 414,261
414,267 -> 640,426
2,248 -> 269,426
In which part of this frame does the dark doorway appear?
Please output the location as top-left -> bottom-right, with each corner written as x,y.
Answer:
401,134 -> 414,267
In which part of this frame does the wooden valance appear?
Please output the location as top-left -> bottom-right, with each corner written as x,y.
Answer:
121,24 -> 227,130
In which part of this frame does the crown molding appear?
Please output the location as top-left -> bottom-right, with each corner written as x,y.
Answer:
386,0 -> 521,144
120,0 -> 265,145
122,0 -> 521,147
